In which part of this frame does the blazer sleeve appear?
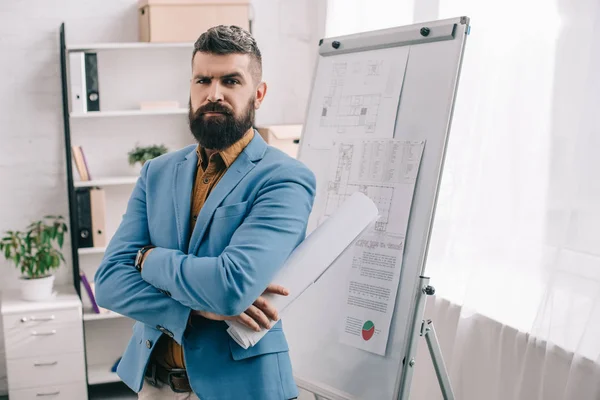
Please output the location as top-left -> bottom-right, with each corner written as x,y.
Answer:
93,161 -> 192,344
141,164 -> 317,316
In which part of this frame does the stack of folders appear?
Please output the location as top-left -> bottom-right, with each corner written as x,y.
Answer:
75,187 -> 106,249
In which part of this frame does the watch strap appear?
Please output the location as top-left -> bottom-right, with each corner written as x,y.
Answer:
136,245 -> 156,271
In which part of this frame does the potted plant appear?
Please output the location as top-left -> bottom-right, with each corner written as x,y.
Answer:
128,144 -> 168,173
0,215 -> 68,301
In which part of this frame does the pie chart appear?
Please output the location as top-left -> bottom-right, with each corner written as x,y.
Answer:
362,320 -> 375,341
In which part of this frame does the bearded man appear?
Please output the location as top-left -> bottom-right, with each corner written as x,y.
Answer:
94,25 -> 316,400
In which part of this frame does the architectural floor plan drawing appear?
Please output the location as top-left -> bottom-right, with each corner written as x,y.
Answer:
320,61 -> 383,134
305,46 -> 410,148
323,139 -> 423,235
322,138 -> 425,356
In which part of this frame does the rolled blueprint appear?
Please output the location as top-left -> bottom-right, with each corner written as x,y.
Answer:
226,191 -> 379,349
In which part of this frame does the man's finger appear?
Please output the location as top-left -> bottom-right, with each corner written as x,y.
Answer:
254,296 -> 279,321
245,305 -> 271,329
237,313 -> 261,332
264,283 -> 289,296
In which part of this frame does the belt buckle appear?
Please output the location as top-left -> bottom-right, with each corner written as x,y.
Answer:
167,368 -> 189,393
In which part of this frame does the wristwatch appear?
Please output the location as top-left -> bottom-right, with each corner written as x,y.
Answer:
135,245 -> 156,272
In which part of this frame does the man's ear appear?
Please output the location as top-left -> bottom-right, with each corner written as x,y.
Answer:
254,82 -> 267,109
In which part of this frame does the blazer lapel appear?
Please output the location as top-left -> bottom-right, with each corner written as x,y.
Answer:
187,153 -> 255,255
187,131 -> 268,255
172,148 -> 198,251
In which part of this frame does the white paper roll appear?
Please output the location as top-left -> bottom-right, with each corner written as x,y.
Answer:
226,191 -> 379,349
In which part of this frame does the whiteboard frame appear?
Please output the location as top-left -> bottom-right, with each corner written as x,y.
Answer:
294,16 -> 471,400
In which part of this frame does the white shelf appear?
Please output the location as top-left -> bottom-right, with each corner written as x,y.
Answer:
78,247 -> 106,255
74,176 -> 138,188
83,310 -> 125,321
87,363 -> 122,385
70,108 -> 188,119
67,42 -> 194,52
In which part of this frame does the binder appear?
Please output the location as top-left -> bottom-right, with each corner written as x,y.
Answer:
71,145 -> 91,181
68,52 -> 87,113
89,188 -> 106,247
80,271 -> 100,313
84,53 -> 100,111
75,188 -> 93,248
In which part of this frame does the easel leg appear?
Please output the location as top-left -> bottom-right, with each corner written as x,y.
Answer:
422,320 -> 455,400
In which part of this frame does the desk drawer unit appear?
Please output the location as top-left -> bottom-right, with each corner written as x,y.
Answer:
8,381 -> 88,400
1,288 -> 88,399
4,320 -> 84,360
6,351 -> 86,390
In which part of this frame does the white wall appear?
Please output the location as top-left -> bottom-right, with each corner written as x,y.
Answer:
0,0 -> 325,395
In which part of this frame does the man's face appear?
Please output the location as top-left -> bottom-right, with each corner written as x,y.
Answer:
188,52 -> 266,150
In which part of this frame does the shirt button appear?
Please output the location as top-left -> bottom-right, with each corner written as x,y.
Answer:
203,178 -> 209,184
193,215 -> 197,220
146,339 -> 152,349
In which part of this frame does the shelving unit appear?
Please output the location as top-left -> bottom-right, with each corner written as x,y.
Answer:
74,177 -> 138,188
87,364 -> 121,385
58,22 -> 195,398
78,247 -> 107,255
70,108 -> 188,119
83,310 -> 125,321
67,41 -> 193,52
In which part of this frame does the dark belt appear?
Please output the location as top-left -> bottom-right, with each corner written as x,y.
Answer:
145,361 -> 192,393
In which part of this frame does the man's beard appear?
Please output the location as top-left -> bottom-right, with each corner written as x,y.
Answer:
188,98 -> 255,151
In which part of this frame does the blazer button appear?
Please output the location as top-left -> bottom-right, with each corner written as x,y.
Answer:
146,339 -> 152,349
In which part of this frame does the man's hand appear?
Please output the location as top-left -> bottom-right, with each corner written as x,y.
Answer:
192,283 -> 289,332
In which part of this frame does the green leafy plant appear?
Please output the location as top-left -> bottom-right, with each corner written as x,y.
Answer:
128,144 -> 168,166
0,216 -> 68,279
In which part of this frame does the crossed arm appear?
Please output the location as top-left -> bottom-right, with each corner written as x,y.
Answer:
94,161 -> 316,343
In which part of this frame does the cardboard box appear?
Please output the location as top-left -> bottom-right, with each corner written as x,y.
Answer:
138,0 -> 251,43
256,125 -> 303,159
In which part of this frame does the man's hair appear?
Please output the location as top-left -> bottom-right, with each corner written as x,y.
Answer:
193,25 -> 262,83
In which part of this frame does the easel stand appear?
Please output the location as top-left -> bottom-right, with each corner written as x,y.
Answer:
313,277 -> 455,400
421,319 -> 454,399
397,276 -> 455,400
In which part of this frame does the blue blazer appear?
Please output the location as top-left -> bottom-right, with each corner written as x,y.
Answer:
94,132 -> 316,400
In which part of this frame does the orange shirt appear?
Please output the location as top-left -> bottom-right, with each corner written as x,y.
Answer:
153,130 -> 255,369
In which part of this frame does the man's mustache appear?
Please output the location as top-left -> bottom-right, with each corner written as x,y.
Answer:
197,103 -> 233,115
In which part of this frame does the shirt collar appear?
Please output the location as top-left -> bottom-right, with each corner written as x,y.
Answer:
196,130 -> 255,169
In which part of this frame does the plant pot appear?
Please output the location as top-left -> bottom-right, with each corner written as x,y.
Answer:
20,274 -> 55,301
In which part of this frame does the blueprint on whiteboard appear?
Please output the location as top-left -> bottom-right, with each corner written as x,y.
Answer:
319,139 -> 425,356
305,47 -> 410,149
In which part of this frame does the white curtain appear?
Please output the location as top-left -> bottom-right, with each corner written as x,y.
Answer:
326,0 -> 600,398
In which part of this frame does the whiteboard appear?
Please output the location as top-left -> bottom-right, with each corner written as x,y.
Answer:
283,17 -> 470,400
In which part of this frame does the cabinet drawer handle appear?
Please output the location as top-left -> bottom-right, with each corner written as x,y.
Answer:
34,361 -> 58,367
36,391 -> 60,396
31,330 -> 57,336
21,315 -> 55,322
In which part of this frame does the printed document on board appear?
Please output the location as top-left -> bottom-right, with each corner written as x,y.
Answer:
303,46 -> 410,149
320,138 -> 425,356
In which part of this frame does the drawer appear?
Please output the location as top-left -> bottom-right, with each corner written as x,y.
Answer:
8,381 -> 88,400
6,352 -> 86,390
5,321 -> 84,360
3,307 -> 80,332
